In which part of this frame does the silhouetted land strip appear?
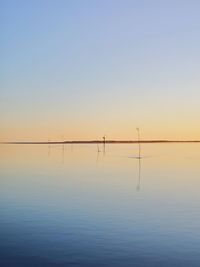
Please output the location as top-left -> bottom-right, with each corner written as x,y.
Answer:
1,140 -> 200,145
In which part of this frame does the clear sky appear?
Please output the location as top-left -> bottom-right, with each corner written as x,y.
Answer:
1,0 -> 200,141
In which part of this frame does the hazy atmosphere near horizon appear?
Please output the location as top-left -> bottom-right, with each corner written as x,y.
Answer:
1,0 -> 200,141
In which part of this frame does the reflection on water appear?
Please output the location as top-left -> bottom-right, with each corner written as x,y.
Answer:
0,144 -> 200,267
136,158 -> 141,192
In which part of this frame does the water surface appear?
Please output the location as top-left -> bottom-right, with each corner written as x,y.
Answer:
0,144 -> 200,266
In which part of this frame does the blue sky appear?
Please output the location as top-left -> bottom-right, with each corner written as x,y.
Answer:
1,0 -> 200,140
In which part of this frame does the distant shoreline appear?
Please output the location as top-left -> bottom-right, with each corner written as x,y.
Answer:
1,140 -> 200,145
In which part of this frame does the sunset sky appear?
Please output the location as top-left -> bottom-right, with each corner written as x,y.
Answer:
1,0 -> 200,141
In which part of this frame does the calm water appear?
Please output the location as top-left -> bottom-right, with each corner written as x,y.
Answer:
0,144 -> 200,267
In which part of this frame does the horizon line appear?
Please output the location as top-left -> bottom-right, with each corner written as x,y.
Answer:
1,139 -> 200,145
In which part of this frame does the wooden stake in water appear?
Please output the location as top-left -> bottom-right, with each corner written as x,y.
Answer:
97,143 -> 100,153
102,135 -> 106,155
136,128 -> 141,159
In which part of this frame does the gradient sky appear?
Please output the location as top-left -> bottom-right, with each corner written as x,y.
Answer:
1,0 -> 200,141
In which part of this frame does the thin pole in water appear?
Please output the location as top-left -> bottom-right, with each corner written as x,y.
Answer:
102,135 -> 106,155
136,128 -> 141,159
97,143 -> 100,153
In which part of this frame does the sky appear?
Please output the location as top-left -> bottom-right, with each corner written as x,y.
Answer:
1,0 -> 200,141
